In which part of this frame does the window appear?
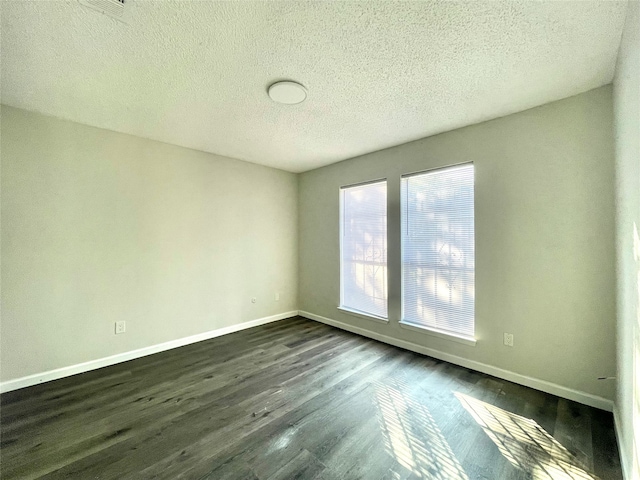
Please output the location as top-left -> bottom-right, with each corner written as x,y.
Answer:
340,180 -> 388,319
401,164 -> 475,339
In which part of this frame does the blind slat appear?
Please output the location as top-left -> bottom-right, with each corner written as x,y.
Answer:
340,181 -> 388,318
401,164 -> 475,337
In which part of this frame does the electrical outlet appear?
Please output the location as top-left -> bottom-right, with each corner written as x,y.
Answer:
275,293 -> 280,301
503,332 -> 514,347
251,297 -> 257,304
115,321 -> 126,334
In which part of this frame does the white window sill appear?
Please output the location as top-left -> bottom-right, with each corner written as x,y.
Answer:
399,321 -> 476,346
337,306 -> 389,324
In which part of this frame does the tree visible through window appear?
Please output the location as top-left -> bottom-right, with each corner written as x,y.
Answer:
401,164 -> 475,338
340,181 -> 388,319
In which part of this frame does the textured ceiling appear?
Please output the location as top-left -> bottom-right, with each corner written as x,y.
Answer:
0,1 -> 628,172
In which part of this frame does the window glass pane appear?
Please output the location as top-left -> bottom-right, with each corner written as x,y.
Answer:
401,164 -> 475,337
341,181 -> 388,318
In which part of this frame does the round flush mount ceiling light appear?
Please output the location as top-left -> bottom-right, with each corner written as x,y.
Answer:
268,81 -> 307,104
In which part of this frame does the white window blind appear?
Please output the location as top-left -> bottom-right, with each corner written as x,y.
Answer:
340,181 -> 388,319
401,164 -> 475,338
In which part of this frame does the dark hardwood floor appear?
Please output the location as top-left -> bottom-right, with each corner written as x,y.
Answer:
0,316 -> 622,479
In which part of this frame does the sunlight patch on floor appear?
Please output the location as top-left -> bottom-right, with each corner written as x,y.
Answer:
455,392 -> 597,480
374,377 -> 468,480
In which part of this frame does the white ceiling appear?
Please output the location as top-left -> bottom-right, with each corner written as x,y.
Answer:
0,1 -> 628,173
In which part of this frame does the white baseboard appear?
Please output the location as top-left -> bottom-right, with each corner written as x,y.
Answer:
614,407 -> 631,479
299,310 -> 614,412
3,309 -> 615,415
0,311 -> 298,394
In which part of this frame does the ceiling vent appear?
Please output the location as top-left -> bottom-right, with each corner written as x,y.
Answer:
78,0 -> 128,23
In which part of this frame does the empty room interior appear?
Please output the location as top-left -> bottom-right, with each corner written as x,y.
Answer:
1,1 -> 639,479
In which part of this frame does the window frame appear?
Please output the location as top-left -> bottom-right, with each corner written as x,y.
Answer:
400,163 -> 476,345
339,178 -> 389,322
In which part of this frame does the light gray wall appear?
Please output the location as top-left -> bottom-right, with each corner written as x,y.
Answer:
0,106 -> 298,382
613,0 -> 640,476
299,86 -> 616,402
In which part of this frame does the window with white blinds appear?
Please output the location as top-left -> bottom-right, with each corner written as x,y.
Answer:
340,180 -> 388,319
401,164 -> 475,339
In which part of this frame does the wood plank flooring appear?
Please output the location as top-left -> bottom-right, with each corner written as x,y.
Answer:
0,316 -> 622,479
